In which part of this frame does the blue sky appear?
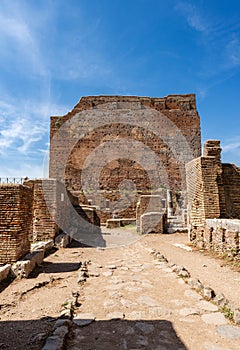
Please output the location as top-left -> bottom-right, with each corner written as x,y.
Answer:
0,0 -> 239,178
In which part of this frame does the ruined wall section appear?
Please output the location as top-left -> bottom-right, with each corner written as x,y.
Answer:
0,184 -> 33,264
24,179 -> 100,242
49,95 -> 201,221
222,164 -> 240,218
25,179 -> 59,241
186,157 -> 205,226
186,140 -> 228,227
186,140 -> 240,256
190,219 -> 240,257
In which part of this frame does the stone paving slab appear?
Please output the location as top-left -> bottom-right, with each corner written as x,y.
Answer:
63,236 -> 240,350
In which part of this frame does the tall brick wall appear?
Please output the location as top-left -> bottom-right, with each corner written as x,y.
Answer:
25,179 -> 59,241
186,140 -> 240,227
186,156 -> 225,226
186,140 -> 240,256
222,164 -> 240,218
186,157 -> 206,226
49,95 -> 201,221
0,184 -> 33,264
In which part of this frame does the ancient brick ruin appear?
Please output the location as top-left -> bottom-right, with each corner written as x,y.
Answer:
1,94 -> 240,266
0,178 -> 101,264
0,184 -> 33,263
50,94 -> 201,222
186,140 -> 240,255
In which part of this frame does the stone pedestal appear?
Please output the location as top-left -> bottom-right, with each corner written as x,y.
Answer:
140,212 -> 163,234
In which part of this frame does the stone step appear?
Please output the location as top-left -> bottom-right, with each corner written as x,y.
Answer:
167,227 -> 188,234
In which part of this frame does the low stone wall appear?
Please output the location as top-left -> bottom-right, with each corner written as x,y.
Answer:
0,184 -> 33,264
190,219 -> 240,256
106,218 -> 136,229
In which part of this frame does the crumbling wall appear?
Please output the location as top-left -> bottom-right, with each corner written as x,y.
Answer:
49,95 -> 201,222
222,164 -> 240,218
186,140 -> 240,257
0,184 -> 33,264
25,179 -> 60,241
24,179 -> 100,242
186,140 -> 240,226
186,156 -> 223,226
190,219 -> 239,256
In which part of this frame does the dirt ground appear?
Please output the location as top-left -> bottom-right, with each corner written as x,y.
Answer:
0,227 -> 240,350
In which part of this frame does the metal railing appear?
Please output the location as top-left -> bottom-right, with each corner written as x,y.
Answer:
0,178 -> 25,184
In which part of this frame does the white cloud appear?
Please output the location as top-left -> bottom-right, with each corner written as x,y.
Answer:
175,2 -> 210,33
222,140 -> 240,153
0,1 -> 49,77
0,98 -> 69,156
225,35 -> 240,68
0,17 -> 32,44
221,137 -> 240,165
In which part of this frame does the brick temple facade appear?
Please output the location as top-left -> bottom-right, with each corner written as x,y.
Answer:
49,95 -> 201,222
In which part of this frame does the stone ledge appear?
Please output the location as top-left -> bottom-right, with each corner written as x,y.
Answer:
11,250 -> 44,278
31,240 -> 54,254
206,219 -> 240,231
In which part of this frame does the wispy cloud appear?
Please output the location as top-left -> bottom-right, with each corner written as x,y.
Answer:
175,2 -> 210,33
221,137 -> 240,165
222,139 -> 240,153
0,98 -> 69,156
175,1 -> 240,98
225,35 -> 240,68
0,2 -> 47,77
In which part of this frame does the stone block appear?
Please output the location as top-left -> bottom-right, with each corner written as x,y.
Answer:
0,264 -> 11,282
140,212 -> 163,234
31,240 -> 54,254
233,307 -> 240,325
12,250 -> 44,278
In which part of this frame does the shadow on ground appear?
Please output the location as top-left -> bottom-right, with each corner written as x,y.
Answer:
0,318 -> 188,350
29,261 -> 81,278
66,319 -> 188,350
0,318 -> 55,350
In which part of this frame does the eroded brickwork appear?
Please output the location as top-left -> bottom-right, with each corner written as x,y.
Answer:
50,95 -> 201,222
190,219 -> 240,256
24,179 -> 100,242
0,184 -> 33,264
186,140 -> 240,257
222,164 -> 240,218
186,140 -> 240,226
24,179 -> 60,241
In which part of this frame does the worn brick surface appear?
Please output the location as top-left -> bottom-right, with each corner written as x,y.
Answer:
186,140 -> 240,256
24,179 -> 100,242
0,184 -> 33,264
49,95 -> 201,222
